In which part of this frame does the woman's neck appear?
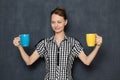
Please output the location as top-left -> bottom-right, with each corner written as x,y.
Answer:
54,32 -> 65,46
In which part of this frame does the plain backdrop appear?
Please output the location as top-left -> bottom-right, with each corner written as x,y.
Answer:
0,0 -> 120,80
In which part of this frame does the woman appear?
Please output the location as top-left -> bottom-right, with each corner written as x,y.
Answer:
13,7 -> 102,80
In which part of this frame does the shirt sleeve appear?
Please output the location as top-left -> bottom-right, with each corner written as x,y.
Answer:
36,39 -> 46,58
71,40 -> 83,58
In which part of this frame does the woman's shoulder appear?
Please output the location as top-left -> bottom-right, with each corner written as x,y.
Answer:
67,36 -> 79,42
37,36 -> 54,44
67,36 -> 83,47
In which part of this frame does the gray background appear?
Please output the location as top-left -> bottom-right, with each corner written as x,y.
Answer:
0,0 -> 120,80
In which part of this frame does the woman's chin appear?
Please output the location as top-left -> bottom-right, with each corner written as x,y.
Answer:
54,30 -> 64,34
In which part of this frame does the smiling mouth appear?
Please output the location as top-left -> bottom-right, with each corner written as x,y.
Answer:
55,27 -> 60,30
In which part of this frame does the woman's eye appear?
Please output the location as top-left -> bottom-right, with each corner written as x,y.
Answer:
51,21 -> 55,24
58,21 -> 62,23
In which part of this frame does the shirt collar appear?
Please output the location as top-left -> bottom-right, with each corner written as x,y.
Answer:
49,35 -> 68,42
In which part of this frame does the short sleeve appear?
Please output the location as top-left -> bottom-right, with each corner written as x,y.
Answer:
36,39 -> 46,58
71,40 -> 83,57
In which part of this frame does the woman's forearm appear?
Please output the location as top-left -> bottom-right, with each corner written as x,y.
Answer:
18,45 -> 31,65
86,45 -> 101,65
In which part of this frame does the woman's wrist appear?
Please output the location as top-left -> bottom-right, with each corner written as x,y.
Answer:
96,43 -> 101,47
17,45 -> 22,48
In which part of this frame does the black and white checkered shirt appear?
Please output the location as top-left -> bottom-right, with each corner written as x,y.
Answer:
36,35 -> 83,80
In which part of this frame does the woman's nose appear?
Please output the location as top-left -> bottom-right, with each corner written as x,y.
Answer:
54,23 -> 58,27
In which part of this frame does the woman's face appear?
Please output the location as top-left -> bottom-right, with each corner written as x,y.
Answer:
51,14 -> 67,33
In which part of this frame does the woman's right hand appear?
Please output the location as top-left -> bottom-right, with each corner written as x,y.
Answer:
13,37 -> 21,47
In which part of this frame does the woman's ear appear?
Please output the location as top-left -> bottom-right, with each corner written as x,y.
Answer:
65,19 -> 68,26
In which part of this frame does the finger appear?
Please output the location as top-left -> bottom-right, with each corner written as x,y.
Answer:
15,37 -> 20,41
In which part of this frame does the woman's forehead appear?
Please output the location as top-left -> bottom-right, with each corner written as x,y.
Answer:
51,14 -> 65,21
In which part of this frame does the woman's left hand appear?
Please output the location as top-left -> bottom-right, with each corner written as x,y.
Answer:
96,34 -> 103,46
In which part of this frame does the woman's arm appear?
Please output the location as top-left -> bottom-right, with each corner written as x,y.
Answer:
78,34 -> 102,66
13,37 -> 40,66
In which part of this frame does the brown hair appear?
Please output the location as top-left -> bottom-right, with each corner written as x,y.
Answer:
51,7 -> 67,20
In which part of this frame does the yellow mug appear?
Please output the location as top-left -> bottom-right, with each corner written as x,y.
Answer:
86,33 -> 96,47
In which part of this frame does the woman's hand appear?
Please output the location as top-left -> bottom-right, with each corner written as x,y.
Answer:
13,37 -> 21,47
96,34 -> 103,46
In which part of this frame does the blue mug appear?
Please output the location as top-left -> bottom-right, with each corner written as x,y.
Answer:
20,34 -> 30,47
